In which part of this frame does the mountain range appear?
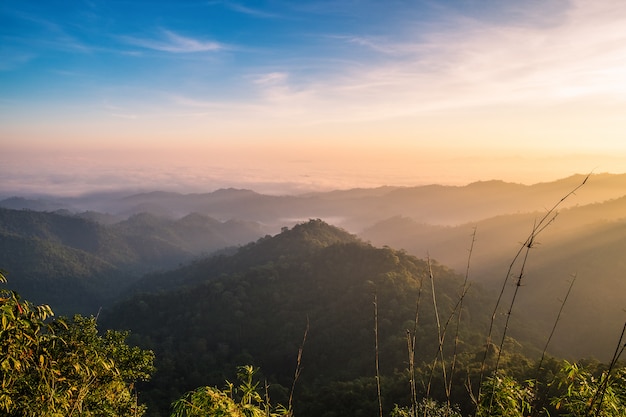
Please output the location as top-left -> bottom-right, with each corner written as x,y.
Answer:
1,172 -> 624,357
0,208 -> 262,314
2,173 -> 626,415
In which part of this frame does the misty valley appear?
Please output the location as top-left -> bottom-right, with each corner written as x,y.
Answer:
1,173 -> 625,417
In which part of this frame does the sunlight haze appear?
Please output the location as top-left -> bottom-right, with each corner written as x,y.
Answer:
2,0 -> 626,195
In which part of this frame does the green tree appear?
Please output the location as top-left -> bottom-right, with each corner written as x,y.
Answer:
551,361 -> 626,417
389,398 -> 462,417
0,272 -> 154,416
476,372 -> 533,417
171,365 -> 290,417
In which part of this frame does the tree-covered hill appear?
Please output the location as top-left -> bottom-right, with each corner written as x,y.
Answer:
0,208 -> 264,315
361,197 -> 626,360
102,220 -> 509,417
0,233 -> 120,315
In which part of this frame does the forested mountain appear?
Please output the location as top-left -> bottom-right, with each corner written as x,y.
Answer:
361,196 -> 626,360
3,172 -> 626,415
102,220 -> 532,417
0,208 -> 263,315
3,173 -> 626,232
2,174 -> 625,355
2,174 -> 625,357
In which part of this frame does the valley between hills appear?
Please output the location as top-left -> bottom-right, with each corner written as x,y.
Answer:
1,173 -> 625,416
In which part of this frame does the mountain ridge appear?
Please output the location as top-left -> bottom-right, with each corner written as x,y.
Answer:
3,173 -> 626,231
101,220 -> 498,417
0,207 -> 265,315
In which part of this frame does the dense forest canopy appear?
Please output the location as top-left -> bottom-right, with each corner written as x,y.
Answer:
2,174 -> 626,416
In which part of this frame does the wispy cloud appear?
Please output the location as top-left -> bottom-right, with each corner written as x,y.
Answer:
7,10 -> 93,53
220,1 -> 279,18
227,0 -> 626,124
253,72 -> 289,85
105,0 -> 626,135
121,29 -> 224,53
0,49 -> 35,71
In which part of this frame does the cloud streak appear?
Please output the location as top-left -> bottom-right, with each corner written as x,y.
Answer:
220,1 -> 279,18
121,29 -> 224,53
212,0 -> 626,125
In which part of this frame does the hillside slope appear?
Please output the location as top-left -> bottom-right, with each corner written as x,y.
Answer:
361,197 -> 626,359
102,220 -> 517,417
0,208 -> 263,314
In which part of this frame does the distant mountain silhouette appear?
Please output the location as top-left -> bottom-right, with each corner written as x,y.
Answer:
361,195 -> 626,359
3,173 -> 626,232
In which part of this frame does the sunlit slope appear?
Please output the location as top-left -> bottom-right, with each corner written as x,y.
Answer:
102,220 -> 497,417
361,195 -> 626,359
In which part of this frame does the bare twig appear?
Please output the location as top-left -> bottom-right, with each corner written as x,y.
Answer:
588,320 -> 626,416
288,316 -> 309,414
426,255 -> 448,399
448,227 -> 477,401
408,263 -> 425,416
538,274 -> 577,372
406,331 -> 417,417
530,274 -> 577,417
265,379 -> 271,417
477,173 -> 589,408
374,293 -> 383,417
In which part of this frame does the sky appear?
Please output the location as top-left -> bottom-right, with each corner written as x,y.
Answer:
2,0 -> 626,196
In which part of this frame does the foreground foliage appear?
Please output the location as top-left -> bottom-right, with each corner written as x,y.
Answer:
3,215 -> 625,416
171,365 -> 290,417
472,361 -> 626,417
0,272 -> 154,416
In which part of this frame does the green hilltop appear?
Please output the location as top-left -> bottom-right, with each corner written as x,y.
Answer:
103,220 -> 507,417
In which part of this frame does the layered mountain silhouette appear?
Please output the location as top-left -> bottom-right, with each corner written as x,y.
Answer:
3,174 -> 626,416
2,173 -> 625,358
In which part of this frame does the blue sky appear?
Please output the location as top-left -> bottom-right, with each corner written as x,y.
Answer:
2,1 -> 497,106
2,1 -> 626,195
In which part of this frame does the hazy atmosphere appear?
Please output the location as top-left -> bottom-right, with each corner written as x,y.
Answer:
3,2 -> 626,416
3,0 -> 626,195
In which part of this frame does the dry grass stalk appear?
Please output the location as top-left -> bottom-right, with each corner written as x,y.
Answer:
426,255 -> 448,400
530,274 -> 577,417
407,264 -> 426,416
288,316 -> 309,414
477,173 -> 589,411
538,274 -> 577,373
374,293 -> 383,417
448,227 -> 477,401
588,320 -> 626,416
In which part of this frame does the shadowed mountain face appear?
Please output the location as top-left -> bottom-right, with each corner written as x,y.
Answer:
1,173 -> 624,360
101,220 -> 498,417
0,208 -> 264,315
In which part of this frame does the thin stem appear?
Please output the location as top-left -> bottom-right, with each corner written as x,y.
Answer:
530,274 -> 577,417
448,227 -> 477,401
408,264 -> 425,417
488,226 -> 534,414
265,379 -> 271,417
476,173 -> 589,405
426,255 -> 447,399
588,320 -> 626,416
538,274 -> 577,372
427,281 -> 471,407
406,331 -> 418,417
288,316 -> 309,414
374,293 -> 383,417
